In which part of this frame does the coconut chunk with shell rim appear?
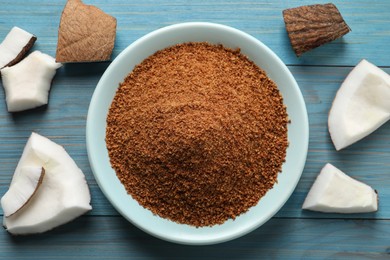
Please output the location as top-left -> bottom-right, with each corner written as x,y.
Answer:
0,51 -> 62,112
1,132 -> 92,235
1,166 -> 45,217
0,26 -> 36,69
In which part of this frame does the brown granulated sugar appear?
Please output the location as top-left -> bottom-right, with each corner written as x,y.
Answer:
106,42 -> 289,227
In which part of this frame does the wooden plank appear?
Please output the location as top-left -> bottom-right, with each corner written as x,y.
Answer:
0,217 -> 388,259
0,0 -> 389,66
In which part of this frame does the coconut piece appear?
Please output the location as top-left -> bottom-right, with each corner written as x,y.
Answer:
56,0 -> 117,63
328,59 -> 390,150
0,51 -> 62,112
0,26 -> 36,69
283,3 -> 351,56
303,163 -> 378,213
1,167 -> 45,217
2,132 -> 92,235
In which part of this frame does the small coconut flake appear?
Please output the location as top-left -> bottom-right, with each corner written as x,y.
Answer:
55,0 -> 117,63
0,51 -> 62,112
1,167 -> 45,217
328,59 -> 390,150
283,3 -> 351,56
303,163 -> 378,213
0,26 -> 37,69
2,132 -> 92,235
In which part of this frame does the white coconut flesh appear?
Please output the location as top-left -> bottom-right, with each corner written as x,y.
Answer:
2,132 -> 92,235
0,26 -> 36,69
0,51 -> 62,112
328,59 -> 390,150
302,163 -> 378,213
1,166 -> 45,218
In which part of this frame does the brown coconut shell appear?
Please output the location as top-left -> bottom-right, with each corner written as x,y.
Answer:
56,0 -> 117,63
283,3 -> 351,56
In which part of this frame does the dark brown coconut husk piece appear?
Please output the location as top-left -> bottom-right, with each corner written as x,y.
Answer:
0,27 -> 37,70
283,3 -> 351,56
6,36 -> 36,68
56,0 -> 117,63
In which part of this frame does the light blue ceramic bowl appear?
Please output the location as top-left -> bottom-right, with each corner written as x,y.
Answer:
86,22 -> 309,245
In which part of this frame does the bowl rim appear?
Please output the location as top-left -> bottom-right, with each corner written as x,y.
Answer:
86,22 -> 309,245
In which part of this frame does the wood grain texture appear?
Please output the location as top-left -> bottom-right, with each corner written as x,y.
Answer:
0,217 -> 389,259
0,0 -> 390,258
1,0 -> 389,66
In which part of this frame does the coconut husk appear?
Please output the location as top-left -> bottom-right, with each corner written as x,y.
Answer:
56,0 -> 117,63
283,3 -> 351,56
0,27 -> 37,70
7,36 -> 36,67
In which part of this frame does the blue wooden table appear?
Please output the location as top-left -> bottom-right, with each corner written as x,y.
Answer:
1,0 -> 389,259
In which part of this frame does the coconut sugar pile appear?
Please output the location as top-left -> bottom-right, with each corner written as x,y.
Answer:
106,42 -> 289,227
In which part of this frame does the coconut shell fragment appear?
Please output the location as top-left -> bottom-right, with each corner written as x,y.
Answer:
0,26 -> 36,69
283,3 -> 351,56
1,167 -> 45,218
56,0 -> 117,63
